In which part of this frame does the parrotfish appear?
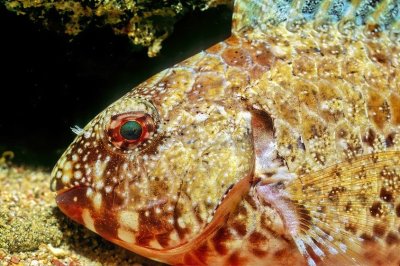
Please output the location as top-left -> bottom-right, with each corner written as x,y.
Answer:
51,0 -> 400,265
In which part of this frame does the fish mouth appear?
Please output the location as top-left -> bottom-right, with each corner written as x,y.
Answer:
55,185 -> 90,225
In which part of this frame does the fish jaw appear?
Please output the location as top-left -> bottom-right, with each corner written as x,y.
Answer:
54,185 -> 176,263
55,186 -> 117,240
55,186 -> 90,226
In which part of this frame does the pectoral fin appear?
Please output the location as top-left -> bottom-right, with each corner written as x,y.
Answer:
257,151 -> 400,265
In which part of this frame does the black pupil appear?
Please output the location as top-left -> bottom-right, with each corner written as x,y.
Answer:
120,121 -> 142,140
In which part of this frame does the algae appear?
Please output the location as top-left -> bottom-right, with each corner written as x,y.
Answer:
2,0 -> 231,56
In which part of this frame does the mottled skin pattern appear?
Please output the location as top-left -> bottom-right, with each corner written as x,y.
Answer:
51,0 -> 400,265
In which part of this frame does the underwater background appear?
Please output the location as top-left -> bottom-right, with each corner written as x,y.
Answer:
0,2 -> 232,168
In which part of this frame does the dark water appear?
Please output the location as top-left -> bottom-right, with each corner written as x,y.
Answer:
0,5 -> 232,169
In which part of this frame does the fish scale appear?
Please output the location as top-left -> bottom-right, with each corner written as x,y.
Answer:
51,0 -> 399,265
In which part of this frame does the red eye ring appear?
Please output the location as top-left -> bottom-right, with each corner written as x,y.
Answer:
107,112 -> 156,150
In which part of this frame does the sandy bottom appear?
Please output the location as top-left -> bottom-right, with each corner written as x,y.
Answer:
0,162 -> 164,266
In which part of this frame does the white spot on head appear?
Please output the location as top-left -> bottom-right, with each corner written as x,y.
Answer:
149,239 -> 163,249
206,196 -> 212,204
64,161 -> 72,171
170,231 -> 179,242
105,186 -> 112,193
82,209 -> 96,232
86,188 -> 93,198
93,193 -> 102,211
56,171 -> 62,178
95,160 -> 107,178
117,228 -> 135,243
177,218 -> 186,228
119,211 -> 139,230
95,180 -> 104,190
62,174 -> 71,184
74,171 -> 82,179
86,168 -> 92,176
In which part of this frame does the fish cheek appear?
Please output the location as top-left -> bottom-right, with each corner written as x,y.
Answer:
137,107 -> 254,245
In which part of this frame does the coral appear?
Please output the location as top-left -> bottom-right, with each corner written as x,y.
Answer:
2,0 -> 231,56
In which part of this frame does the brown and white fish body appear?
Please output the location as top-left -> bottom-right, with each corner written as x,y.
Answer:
51,0 -> 400,265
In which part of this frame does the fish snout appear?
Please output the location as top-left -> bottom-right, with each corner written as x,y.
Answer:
50,154 -> 90,193
51,157 -> 97,226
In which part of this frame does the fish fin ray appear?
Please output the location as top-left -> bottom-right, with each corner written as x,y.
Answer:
285,151 -> 400,264
232,0 -> 400,36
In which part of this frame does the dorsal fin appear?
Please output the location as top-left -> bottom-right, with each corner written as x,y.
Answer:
232,0 -> 400,37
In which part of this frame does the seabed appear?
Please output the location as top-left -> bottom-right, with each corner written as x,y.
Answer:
0,159 -> 164,266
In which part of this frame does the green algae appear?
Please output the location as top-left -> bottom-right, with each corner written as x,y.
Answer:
0,206 -> 62,252
0,164 -> 63,253
2,0 -> 231,56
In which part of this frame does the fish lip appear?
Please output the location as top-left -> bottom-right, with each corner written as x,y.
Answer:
55,185 -> 89,209
55,185 -> 90,225
49,170 -> 59,192
49,174 -> 76,193
55,185 -> 87,197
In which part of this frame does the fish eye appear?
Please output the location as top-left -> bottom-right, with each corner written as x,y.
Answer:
120,121 -> 142,141
107,111 -> 156,150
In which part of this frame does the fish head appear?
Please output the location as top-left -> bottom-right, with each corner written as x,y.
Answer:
50,68 -> 256,261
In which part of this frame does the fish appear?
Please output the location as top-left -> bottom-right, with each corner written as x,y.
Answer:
50,0 -> 400,265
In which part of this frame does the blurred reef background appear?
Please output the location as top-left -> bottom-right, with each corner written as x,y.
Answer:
0,0 -> 232,264
2,0 -> 231,56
